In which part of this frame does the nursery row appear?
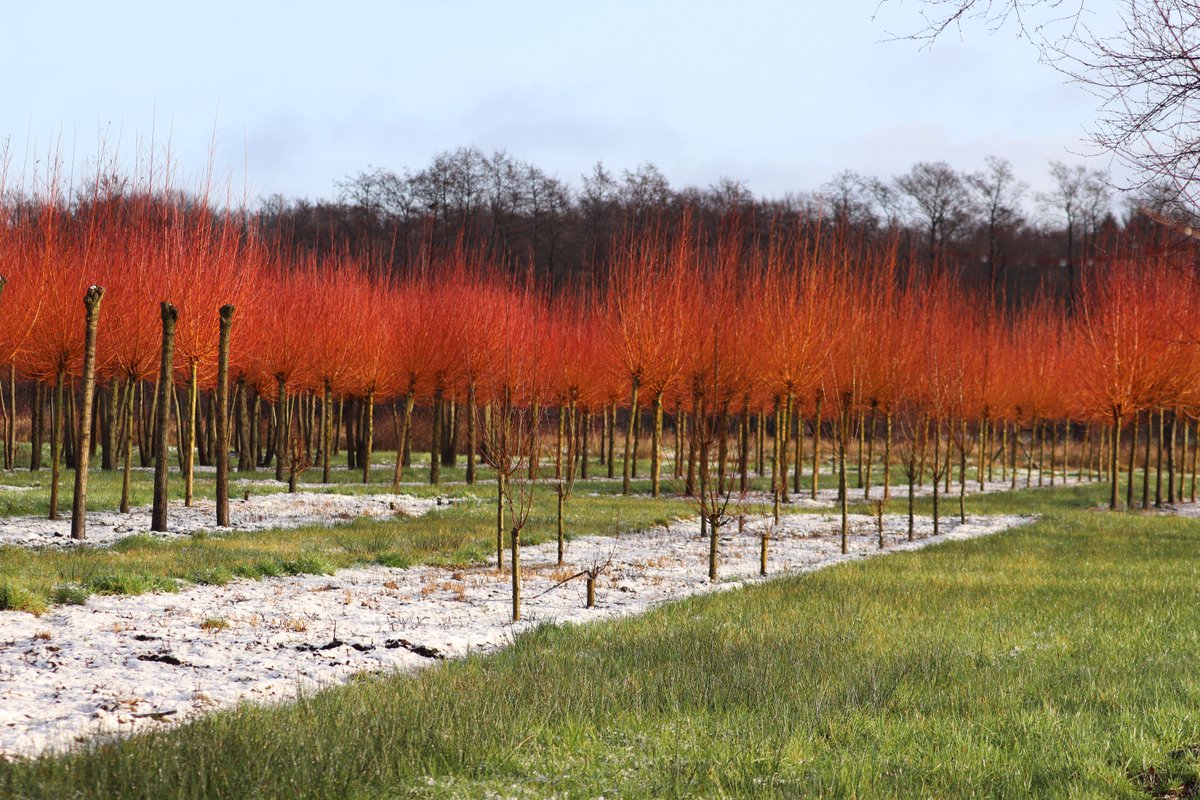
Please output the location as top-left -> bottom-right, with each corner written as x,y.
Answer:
0,184 -> 1194,543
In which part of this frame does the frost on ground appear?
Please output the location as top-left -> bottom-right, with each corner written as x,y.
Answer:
0,492 -> 445,549
0,511 -> 1032,759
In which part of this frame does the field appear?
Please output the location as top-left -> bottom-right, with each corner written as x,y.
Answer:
0,460 -> 1197,798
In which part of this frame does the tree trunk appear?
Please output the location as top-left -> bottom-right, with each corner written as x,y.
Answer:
865,403 -> 877,499
511,525 -> 521,622
771,396 -> 781,522
251,392 -> 262,469
344,397 -> 357,471
49,372 -> 63,521
100,377 -> 117,471
1141,410 -> 1152,510
959,418 -> 967,523
1127,411 -> 1139,511
3,364 -> 11,471
70,286 -> 104,539
443,400 -> 458,468
361,389 -> 375,484
392,391 -> 415,488
151,304 -> 178,533
838,399 -> 850,555
740,399 -> 751,494
63,387 -> 77,471
856,410 -> 866,489
932,417 -> 941,536
883,411 -> 893,502
183,363 -> 199,506
466,381 -> 477,484
120,377 -> 136,514
811,392 -> 823,500
1109,413 -> 1121,510
792,407 -> 803,497
622,377 -> 639,494
557,490 -> 566,566
581,407 -> 591,480
708,515 -> 720,582
30,382 -> 43,471
321,379 -> 333,483
717,400 -> 730,494
215,305 -> 234,528
651,391 -> 664,497
777,394 -> 790,504
275,374 -> 288,483
430,387 -> 443,484
756,411 -> 765,476
907,455 -> 916,541
606,401 -> 616,479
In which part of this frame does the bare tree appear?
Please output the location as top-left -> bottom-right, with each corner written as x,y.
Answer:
1039,160 -> 1109,301
895,161 -> 974,272
966,156 -> 1027,301
893,1 -> 1200,200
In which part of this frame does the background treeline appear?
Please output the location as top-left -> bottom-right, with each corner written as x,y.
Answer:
245,147 -> 1188,305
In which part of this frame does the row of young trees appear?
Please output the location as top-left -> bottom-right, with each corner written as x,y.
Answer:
3,173 -> 1199,617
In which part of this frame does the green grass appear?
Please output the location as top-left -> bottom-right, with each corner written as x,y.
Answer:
0,478 -> 696,610
3,486 -> 1200,797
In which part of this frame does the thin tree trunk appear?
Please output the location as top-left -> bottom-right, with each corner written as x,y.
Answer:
362,390 -> 375,484
1142,410 -> 1152,510
183,363 -> 199,506
511,524 -> 521,622
321,379 -> 333,483
780,394 -> 792,504
30,382 -> 43,471
932,417 -> 941,536
865,403 -> 877,499
839,400 -> 850,555
152,304 -> 178,533
856,410 -> 865,489
466,381 -> 477,484
740,398 -> 751,494
101,377 -> 117,471
581,407 -> 591,480
651,391 -> 664,497
622,377 -> 639,494
793,407 -> 803,497
392,391 -> 415,488
430,387 -> 443,484
275,375 -> 288,483
811,392 -> 823,500
71,286 -> 104,539
121,377 -> 136,514
756,411 -> 765,476
883,411 -> 893,502
215,305 -> 234,527
1127,411 -> 1139,511
1110,414 -> 1121,510
708,515 -> 720,582
49,372 -> 63,521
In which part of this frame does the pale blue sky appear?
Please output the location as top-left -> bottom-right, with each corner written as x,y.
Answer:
1,1 -> 1125,203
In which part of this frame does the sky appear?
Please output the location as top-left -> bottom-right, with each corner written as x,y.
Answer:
0,1 -> 1129,206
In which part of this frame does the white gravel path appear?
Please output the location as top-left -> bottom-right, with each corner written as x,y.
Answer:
0,510 -> 1032,760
